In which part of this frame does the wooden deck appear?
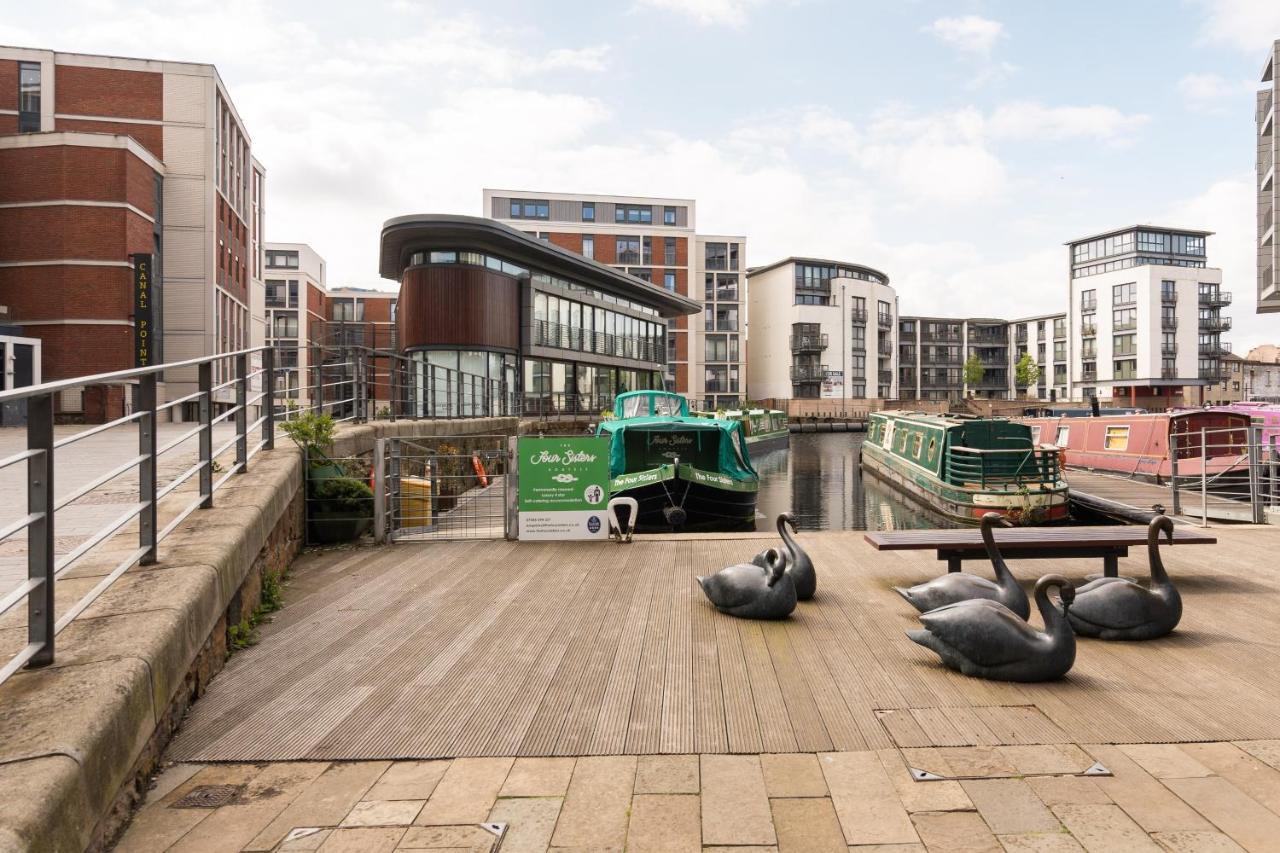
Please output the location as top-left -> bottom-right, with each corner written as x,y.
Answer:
169,527 -> 1280,763
1065,467 -> 1251,523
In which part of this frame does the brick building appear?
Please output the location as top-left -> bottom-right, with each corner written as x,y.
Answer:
0,46 -> 264,420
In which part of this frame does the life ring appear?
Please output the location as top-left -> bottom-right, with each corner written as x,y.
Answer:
472,454 -> 489,487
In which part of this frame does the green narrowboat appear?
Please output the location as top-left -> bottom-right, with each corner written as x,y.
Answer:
695,407 -> 790,453
860,411 -> 1070,525
597,391 -> 759,531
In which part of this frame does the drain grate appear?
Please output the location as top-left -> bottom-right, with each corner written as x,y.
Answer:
171,784 -> 244,809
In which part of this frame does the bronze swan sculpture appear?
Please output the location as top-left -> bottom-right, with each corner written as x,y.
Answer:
906,574 -> 1076,682
751,512 -> 816,600
698,547 -> 798,619
893,513 -> 1029,619
1064,515 -> 1182,640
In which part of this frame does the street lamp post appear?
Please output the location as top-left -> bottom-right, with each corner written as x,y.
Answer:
841,282 -> 847,400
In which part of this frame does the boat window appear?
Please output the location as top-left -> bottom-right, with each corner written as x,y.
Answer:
1055,425 -> 1069,446
1104,425 -> 1130,450
911,433 -> 923,458
620,396 -> 647,418
897,429 -> 908,452
652,396 -> 683,416
927,437 -> 938,462
1030,425 -> 1042,444
881,421 -> 894,449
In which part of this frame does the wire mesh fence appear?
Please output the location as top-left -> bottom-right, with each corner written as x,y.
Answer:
378,436 -> 510,541
1169,424 -> 1280,525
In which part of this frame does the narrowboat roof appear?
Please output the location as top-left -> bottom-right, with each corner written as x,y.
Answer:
873,410 -> 1004,429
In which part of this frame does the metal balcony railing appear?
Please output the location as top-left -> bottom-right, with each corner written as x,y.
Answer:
1081,299 -> 1097,312
876,313 -> 893,328
1081,324 -> 1097,337
849,309 -> 868,323
1082,369 -> 1098,382
1161,290 -> 1178,303
789,333 -> 829,353
878,370 -> 893,384
1199,366 -> 1228,381
1162,316 -> 1178,329
922,331 -> 962,342
790,364 -> 829,382
877,341 -> 894,356
1199,290 -> 1233,307
1199,341 -> 1233,356
1162,367 -> 1178,380
1161,343 -> 1178,356
1200,316 -> 1232,332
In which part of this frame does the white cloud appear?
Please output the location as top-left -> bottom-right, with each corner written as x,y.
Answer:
633,0 -> 764,28
925,15 -> 1005,57
987,102 -> 1150,144
1176,72 -> 1258,113
1194,0 -> 1280,53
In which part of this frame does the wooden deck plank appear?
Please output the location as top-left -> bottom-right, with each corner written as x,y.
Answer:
167,527 -> 1280,763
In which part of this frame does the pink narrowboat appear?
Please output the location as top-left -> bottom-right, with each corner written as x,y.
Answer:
1020,411 -> 1252,482
1206,403 -> 1280,453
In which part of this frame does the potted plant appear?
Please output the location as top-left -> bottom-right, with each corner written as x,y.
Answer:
279,412 -> 370,543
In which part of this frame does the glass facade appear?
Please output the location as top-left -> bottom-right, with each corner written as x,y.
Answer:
18,62 -> 40,133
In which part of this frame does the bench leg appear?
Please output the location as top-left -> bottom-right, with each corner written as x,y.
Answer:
948,556 -> 962,573
1103,554 -> 1118,578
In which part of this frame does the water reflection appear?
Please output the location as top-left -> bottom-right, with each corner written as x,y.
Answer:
754,432 -> 961,532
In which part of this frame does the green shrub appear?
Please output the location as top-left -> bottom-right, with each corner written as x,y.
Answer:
313,476 -> 374,517
280,412 -> 336,466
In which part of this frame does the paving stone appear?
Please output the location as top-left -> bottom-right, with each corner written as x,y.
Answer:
550,755 -> 636,850
1025,776 -> 1111,807
877,749 -> 972,814
158,762 -> 263,807
910,811 -> 1001,852
961,779 -> 1061,835
1235,740 -> 1280,771
174,761 -> 335,853
634,754 -> 699,794
1051,804 -> 1162,852
1161,776 -> 1280,853
626,794 -> 700,853
934,747 -> 1019,778
1181,741 -> 1280,816
1083,746 -> 1212,833
499,757 -> 575,798
819,751 -> 918,846
770,797 -> 847,853
277,827 -> 331,851
340,799 -> 425,826
701,754 -> 776,846
1151,830 -> 1247,852
997,745 -> 1093,776
110,802 -> 208,853
316,826 -> 404,851
398,823 -> 501,849
239,762 -> 388,852
996,833 -> 1085,852
1120,745 -> 1214,779
842,846 -> 926,852
701,848 -> 777,853
488,796 -> 561,853
366,761 -> 451,801
415,758 -> 513,826
144,763 -> 203,804
761,753 -> 830,798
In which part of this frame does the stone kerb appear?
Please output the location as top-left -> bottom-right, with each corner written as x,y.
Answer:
0,446 -> 303,853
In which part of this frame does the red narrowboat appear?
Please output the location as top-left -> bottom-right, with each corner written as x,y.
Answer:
1019,411 -> 1252,482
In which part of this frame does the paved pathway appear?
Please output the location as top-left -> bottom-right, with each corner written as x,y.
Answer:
119,740 -> 1280,851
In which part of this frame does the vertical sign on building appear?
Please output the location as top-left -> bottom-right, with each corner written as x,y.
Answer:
516,436 -> 611,540
132,253 -> 154,367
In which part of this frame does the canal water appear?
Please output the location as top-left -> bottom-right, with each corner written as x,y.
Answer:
753,432 -> 962,532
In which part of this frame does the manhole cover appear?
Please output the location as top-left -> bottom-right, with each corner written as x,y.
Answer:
171,784 -> 243,809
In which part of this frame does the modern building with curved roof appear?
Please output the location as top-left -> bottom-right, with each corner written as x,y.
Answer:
380,214 -> 701,416
745,257 -> 896,400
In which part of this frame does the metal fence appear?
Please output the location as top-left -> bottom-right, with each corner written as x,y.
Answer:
1169,423 -> 1280,525
375,436 -> 510,541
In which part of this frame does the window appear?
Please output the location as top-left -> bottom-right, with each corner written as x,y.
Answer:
1056,426 -> 1070,446
582,235 -> 594,259
642,236 -> 652,265
1053,318 -> 1066,338
664,206 -> 677,225
630,268 -> 652,283
1113,358 -> 1137,380
729,243 -> 739,271
18,62 -> 40,133
1112,282 -> 1136,305
266,250 -> 299,269
1081,289 -> 1096,311
272,313 -> 299,338
581,202 -> 595,222
615,204 -> 652,224
616,237 -> 641,265
664,237 -> 676,266
1161,280 -> 1176,301
704,242 -> 728,270
266,280 -> 287,307
1113,333 -> 1136,356
510,199 -> 549,219
332,299 -> 363,322
1113,307 -> 1136,331
1081,338 -> 1097,358
715,274 -> 738,301
1104,425 -> 1130,450
663,271 -> 676,292
1053,341 -> 1066,361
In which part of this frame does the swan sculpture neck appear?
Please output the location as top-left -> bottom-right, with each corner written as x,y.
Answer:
1147,516 -> 1175,585
778,513 -> 799,559
767,546 -> 790,587
979,513 -> 1014,584
1034,574 -> 1073,638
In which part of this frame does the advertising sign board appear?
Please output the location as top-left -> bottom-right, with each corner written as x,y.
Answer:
516,436 -> 611,540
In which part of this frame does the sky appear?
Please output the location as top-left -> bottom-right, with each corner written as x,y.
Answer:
4,0 -> 1280,351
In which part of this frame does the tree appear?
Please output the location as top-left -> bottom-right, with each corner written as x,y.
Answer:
963,353 -> 985,390
1015,352 -> 1041,393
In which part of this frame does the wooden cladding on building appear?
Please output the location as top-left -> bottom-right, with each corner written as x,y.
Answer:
398,265 -> 519,351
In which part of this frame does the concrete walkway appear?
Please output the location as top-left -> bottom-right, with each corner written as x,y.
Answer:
118,741 -> 1280,851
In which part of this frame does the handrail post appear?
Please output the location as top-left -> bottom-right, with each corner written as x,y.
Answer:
390,354 -> 399,422
1200,426 -> 1208,527
235,352 -> 248,473
373,437 -> 386,544
263,346 -> 276,450
138,373 -> 158,565
199,360 -> 213,508
1169,431 -> 1182,516
27,392 -> 55,667
1248,424 -> 1263,524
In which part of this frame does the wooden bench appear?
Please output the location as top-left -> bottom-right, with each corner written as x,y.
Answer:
863,526 -> 1217,578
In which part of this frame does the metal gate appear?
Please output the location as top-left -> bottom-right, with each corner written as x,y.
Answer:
375,435 -> 511,541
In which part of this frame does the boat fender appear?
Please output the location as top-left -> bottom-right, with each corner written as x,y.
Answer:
472,454 -> 489,487
663,505 -> 688,528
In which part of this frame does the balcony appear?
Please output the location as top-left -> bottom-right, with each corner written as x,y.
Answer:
1161,367 -> 1178,380
1082,368 -> 1098,382
878,369 -> 893,384
1053,328 -> 1067,341
1161,343 -> 1177,356
790,364 -> 829,382
968,331 -> 1008,345
923,352 -> 962,365
1200,316 -> 1232,332
1199,340 -> 1233,356
1081,324 -> 1097,337
1263,206 -> 1274,240
1114,368 -> 1138,382
1113,348 -> 1137,358
877,340 -> 894,356
1114,321 -> 1137,332
922,331 -> 961,343
1162,316 -> 1178,330
876,313 -> 893,328
1199,290 -> 1233,307
975,352 -> 1007,366
790,333 -> 829,353
1199,366 -> 1228,381
1015,330 -> 1028,344
1161,289 -> 1177,304
849,308 -> 868,324
1081,299 -> 1097,312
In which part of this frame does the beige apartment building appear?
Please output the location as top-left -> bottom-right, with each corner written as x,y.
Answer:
483,190 -> 746,410
1259,39 -> 1278,313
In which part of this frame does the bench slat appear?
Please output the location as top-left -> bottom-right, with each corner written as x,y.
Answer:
864,526 -> 1217,551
